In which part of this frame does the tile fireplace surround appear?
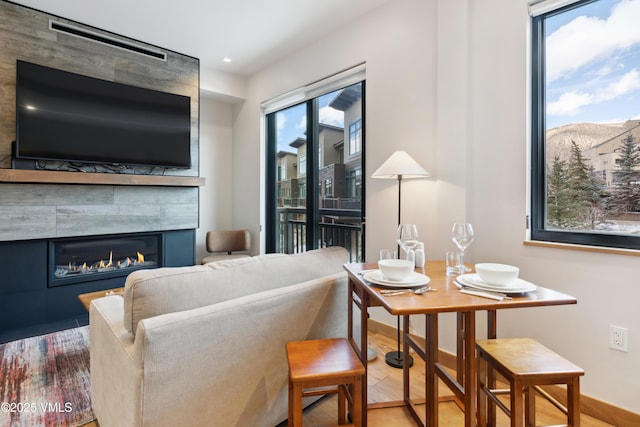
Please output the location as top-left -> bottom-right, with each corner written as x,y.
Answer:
0,229 -> 195,344
0,2 -> 202,343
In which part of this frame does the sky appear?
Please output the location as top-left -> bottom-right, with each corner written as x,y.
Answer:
272,2 -> 640,136
545,0 -> 640,129
275,90 -> 344,153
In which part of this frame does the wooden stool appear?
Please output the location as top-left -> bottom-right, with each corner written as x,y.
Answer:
286,338 -> 365,427
477,338 -> 584,427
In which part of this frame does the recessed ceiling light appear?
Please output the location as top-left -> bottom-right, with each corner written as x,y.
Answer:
223,57 -> 232,63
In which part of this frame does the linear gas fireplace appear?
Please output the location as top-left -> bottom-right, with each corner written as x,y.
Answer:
49,232 -> 162,287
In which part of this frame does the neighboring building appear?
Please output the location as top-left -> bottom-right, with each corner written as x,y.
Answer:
318,124 -> 345,201
584,120 -> 640,187
276,150 -> 297,207
327,84 -> 362,204
319,85 -> 363,228
274,84 -> 364,260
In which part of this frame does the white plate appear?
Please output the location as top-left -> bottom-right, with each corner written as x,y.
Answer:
363,270 -> 431,288
457,274 -> 536,294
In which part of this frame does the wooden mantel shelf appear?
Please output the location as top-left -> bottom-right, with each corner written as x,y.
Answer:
0,168 -> 205,187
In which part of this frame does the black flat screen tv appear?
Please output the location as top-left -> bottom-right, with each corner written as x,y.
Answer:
15,60 -> 191,169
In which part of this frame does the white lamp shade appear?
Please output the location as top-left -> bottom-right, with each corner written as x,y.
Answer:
371,150 -> 430,179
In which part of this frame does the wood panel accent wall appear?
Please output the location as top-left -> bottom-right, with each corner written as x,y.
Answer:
0,1 -> 201,241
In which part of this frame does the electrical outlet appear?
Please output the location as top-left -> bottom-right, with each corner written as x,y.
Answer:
609,325 -> 628,352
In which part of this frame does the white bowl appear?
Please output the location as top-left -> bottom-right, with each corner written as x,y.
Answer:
378,259 -> 414,281
475,263 -> 519,287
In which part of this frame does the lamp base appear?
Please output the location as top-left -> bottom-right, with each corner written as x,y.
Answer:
384,350 -> 414,368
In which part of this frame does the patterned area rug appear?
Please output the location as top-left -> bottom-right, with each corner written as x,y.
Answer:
0,326 -> 95,426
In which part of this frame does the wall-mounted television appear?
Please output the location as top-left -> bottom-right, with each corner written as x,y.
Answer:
15,60 -> 192,169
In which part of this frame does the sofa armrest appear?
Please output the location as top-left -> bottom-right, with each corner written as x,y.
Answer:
89,296 -> 144,427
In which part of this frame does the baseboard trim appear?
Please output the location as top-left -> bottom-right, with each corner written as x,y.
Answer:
367,318 -> 640,426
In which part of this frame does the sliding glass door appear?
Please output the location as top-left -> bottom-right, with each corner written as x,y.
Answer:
266,81 -> 365,261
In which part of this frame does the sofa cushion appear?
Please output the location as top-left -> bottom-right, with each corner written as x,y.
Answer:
122,246 -> 348,335
203,252 -> 286,270
201,253 -> 251,264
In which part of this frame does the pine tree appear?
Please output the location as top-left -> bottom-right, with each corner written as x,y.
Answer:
547,156 -> 578,228
567,141 -> 605,229
608,134 -> 640,215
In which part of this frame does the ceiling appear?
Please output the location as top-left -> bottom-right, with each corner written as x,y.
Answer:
12,0 -> 391,76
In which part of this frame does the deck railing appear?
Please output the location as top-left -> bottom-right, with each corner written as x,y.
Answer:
276,206 -> 363,262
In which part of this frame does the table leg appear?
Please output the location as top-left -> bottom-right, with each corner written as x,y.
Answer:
487,310 -> 497,339
403,315 -> 410,402
457,313 -> 465,385
425,313 -> 439,427
486,310 -> 497,426
347,277 -> 370,427
360,291 -> 369,426
461,311 -> 477,427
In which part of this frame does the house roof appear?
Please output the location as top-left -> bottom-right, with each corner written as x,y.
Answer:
329,85 -> 362,111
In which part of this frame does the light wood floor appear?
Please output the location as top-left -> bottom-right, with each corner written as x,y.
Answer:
275,329 -> 614,427
85,329 -> 614,427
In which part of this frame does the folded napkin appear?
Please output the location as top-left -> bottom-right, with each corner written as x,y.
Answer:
459,288 -> 506,301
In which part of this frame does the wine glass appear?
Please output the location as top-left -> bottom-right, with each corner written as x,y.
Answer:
397,224 -> 419,262
451,223 -> 474,272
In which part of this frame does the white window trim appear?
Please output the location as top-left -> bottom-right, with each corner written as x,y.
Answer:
529,0 -> 584,16
261,63 -> 366,114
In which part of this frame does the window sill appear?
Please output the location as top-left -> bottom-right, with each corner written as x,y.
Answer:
523,240 -> 640,257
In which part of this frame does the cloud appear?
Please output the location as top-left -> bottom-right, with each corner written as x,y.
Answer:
548,69 -> 640,116
276,113 -> 287,139
319,106 -> 344,127
601,68 -> 640,99
547,0 -> 640,82
547,91 -> 593,116
277,114 -> 287,130
296,115 -> 306,130
294,106 -> 344,130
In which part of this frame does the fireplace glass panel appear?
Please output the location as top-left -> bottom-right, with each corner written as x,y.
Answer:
49,233 -> 162,287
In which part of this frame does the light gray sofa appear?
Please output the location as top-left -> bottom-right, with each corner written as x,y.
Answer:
89,247 -> 349,427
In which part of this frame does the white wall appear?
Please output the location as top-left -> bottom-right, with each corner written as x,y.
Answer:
196,95 -> 235,263
232,0 -> 438,252
465,0 -> 639,413
221,0 -> 639,413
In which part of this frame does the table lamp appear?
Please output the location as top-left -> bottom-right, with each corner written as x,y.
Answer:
372,150 -> 430,368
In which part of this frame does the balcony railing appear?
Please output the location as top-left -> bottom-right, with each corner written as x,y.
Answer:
276,206 -> 363,262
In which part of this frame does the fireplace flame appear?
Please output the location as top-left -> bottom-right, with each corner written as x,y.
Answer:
56,250 -> 150,278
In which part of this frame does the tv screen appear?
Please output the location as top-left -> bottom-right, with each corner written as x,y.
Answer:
15,60 -> 191,169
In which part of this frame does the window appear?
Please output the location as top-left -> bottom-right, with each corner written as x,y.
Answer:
324,179 -> 333,197
349,119 -> 362,156
297,181 -> 306,199
264,76 -> 365,261
299,155 -> 307,177
531,0 -> 640,250
346,168 -> 362,198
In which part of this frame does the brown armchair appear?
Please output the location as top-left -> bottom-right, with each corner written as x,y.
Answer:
201,229 -> 251,264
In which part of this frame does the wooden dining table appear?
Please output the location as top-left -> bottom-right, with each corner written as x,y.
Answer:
343,260 -> 577,427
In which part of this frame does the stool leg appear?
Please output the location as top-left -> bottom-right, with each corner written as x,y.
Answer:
338,385 -> 346,425
511,379 -> 524,427
352,375 -> 363,427
290,382 -> 303,427
567,377 -> 581,427
477,352 -> 488,427
288,380 -> 294,427
487,364 -> 497,426
524,386 -> 535,427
